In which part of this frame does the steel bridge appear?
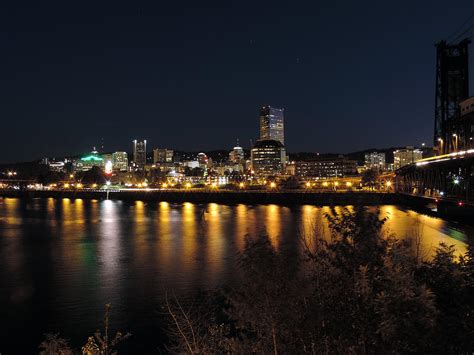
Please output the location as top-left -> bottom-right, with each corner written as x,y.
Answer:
395,38 -> 474,210
395,150 -> 474,202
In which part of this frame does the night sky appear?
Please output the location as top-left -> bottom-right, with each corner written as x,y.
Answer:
1,1 -> 474,163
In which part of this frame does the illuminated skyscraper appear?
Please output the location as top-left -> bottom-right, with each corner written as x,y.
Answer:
251,139 -> 286,176
259,106 -> 284,144
133,139 -> 147,170
153,148 -> 174,164
112,151 -> 128,171
229,140 -> 245,163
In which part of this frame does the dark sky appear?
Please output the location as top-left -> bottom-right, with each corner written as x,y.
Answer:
1,1 -> 474,163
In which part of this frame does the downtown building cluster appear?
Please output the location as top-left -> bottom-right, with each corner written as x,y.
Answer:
38,105 -> 428,189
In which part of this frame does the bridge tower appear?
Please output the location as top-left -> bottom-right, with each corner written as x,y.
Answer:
434,39 -> 470,154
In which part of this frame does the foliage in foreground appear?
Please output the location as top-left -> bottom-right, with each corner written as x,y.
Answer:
39,304 -> 130,355
166,207 -> 474,354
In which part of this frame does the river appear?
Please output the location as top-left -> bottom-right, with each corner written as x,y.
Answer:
0,197 -> 471,353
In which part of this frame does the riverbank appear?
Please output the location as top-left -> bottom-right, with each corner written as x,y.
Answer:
0,188 -> 398,205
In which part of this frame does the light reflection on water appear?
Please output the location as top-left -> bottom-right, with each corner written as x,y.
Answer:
0,197 -> 471,353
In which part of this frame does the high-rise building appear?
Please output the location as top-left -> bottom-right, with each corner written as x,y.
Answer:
112,151 -> 128,171
133,139 -> 147,170
393,147 -> 423,170
364,152 -> 386,171
153,148 -> 174,164
259,106 -> 284,144
229,140 -> 245,163
251,139 -> 286,176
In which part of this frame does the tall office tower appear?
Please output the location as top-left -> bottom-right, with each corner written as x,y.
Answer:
153,148 -> 174,164
251,139 -> 286,176
112,151 -> 128,171
259,106 -> 284,144
133,139 -> 147,170
229,140 -> 245,163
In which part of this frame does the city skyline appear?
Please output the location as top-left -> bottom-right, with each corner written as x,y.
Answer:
2,4 -> 474,354
2,1 -> 474,164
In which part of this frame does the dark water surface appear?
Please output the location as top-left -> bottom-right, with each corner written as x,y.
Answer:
0,197 -> 471,354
